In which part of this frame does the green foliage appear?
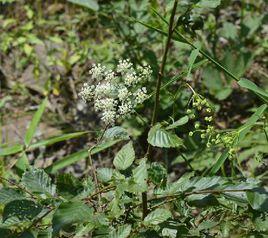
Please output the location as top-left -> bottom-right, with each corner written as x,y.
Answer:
148,124 -> 183,148
0,0 -> 267,237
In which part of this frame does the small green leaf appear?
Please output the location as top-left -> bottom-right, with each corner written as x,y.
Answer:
238,79 -> 268,102
113,142 -> 135,170
52,201 -> 93,235
16,152 -> 30,172
143,208 -> 171,226
246,188 -> 268,212
97,168 -> 114,183
0,144 -> 23,157
103,126 -> 129,141
209,149 -> 229,175
196,0 -> 221,8
3,199 -> 42,222
166,116 -> 189,130
131,159 -> 148,192
187,46 -> 200,79
21,168 -> 55,196
110,224 -> 132,238
148,124 -> 183,148
237,104 -> 267,143
24,97 -> 48,147
67,0 -> 99,11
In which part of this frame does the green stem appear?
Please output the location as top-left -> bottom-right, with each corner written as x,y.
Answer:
142,0 -> 178,220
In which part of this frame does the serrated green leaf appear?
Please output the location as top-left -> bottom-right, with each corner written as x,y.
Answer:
67,0 -> 99,11
143,208 -> 171,226
52,201 -> 93,235
3,199 -> 42,222
56,173 -> 84,198
97,168 -> 114,183
21,168 -> 55,196
148,124 -> 183,148
0,144 -> 23,157
24,98 -> 48,147
0,188 -> 25,205
113,142 -> 135,170
166,116 -> 189,130
110,224 -> 132,238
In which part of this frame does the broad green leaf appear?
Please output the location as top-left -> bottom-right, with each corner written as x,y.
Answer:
52,201 -> 93,235
29,131 -> 88,150
143,208 -> 171,226
196,0 -> 221,8
67,0 -> 99,11
97,168 -> 114,183
237,104 -> 267,143
3,199 -> 42,222
113,142 -> 135,170
166,116 -> 189,130
0,144 -> 23,157
209,149 -> 229,175
0,188 -> 25,205
56,174 -> 84,198
238,79 -> 268,102
110,224 -> 132,238
24,98 -> 48,147
21,168 -> 55,196
148,124 -> 183,148
246,188 -> 268,212
46,139 -> 122,174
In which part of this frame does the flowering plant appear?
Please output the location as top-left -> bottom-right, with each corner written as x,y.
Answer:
79,59 -> 152,125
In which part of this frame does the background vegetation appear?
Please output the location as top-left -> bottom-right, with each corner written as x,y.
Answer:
0,0 -> 267,237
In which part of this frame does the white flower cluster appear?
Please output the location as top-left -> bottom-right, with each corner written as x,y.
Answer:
79,59 -> 152,125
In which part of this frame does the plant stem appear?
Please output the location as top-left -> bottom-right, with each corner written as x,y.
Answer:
142,0 -> 178,220
86,124 -> 109,205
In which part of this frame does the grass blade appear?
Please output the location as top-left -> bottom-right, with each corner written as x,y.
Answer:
209,149 -> 229,176
45,139 -> 122,174
29,131 -> 88,150
24,98 -> 48,147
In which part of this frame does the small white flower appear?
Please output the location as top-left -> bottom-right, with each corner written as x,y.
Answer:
105,70 -> 116,81
101,110 -> 116,125
118,87 -> 131,101
119,101 -> 133,115
95,82 -> 114,98
117,59 -> 133,74
134,87 -> 148,104
139,65 -> 152,80
124,72 -> 139,86
89,64 -> 106,80
79,83 -> 95,102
